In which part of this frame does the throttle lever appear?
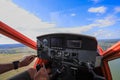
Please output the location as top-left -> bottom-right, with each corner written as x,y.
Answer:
36,64 -> 41,71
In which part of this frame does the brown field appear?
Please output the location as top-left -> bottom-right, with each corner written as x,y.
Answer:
0,53 -> 36,80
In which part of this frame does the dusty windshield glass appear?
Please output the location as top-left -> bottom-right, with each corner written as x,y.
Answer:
0,0 -> 120,50
0,0 -> 120,79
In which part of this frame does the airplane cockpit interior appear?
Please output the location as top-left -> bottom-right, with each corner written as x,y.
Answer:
1,0 -> 120,80
36,33 -> 105,80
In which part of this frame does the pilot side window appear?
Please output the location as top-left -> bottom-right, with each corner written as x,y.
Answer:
108,54 -> 120,80
0,35 -> 36,80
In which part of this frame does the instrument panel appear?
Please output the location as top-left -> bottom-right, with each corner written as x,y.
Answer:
37,33 -> 97,50
37,33 -> 99,66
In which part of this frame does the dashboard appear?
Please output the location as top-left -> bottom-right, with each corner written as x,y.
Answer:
37,33 -> 99,66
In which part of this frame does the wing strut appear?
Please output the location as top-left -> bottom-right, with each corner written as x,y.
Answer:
0,21 -> 36,50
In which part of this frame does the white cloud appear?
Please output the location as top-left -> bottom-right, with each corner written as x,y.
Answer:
93,15 -> 116,27
93,29 -> 120,39
0,0 -> 118,44
114,7 -> 120,13
93,29 -> 112,38
41,15 -> 116,34
91,0 -> 100,3
88,6 -> 107,14
71,13 -> 76,16
0,0 -> 55,43
0,35 -> 20,44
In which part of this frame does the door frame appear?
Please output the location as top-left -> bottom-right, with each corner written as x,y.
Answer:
102,42 -> 120,80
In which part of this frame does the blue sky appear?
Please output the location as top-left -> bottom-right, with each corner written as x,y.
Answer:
0,0 -> 120,44
12,0 -> 120,27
